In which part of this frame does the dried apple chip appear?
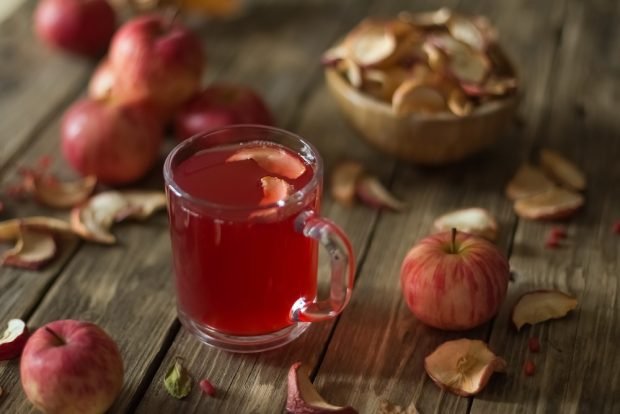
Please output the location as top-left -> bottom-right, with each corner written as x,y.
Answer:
505,164 -> 555,200
1,225 -> 57,270
433,207 -> 498,241
0,319 -> 29,361
286,362 -> 358,414
512,290 -> 578,331
447,88 -> 473,117
392,79 -> 446,115
330,161 -> 365,206
356,175 -> 405,211
27,174 -> 97,209
347,23 -> 397,67
429,34 -> 490,85
539,149 -> 586,191
227,146 -> 306,180
447,15 -> 487,51
424,338 -> 506,397
321,44 -> 349,66
513,187 -> 584,220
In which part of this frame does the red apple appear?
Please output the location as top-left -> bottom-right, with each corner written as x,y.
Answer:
61,97 -> 163,185
174,83 -> 274,141
400,229 -> 509,330
34,0 -> 116,57
108,14 -> 204,117
20,320 -> 124,414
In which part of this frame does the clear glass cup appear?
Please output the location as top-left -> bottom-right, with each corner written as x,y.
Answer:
163,125 -> 355,353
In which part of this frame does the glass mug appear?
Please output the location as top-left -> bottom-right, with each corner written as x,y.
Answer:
164,125 -> 355,352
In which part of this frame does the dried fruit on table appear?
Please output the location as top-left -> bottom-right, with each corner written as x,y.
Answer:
199,378 -> 216,397
432,207 -> 498,241
0,319 -> 29,361
424,338 -> 506,397
1,226 -> 57,270
505,164 -> 555,200
25,174 -> 97,209
539,149 -> 586,191
512,290 -> 578,331
164,358 -> 192,399
378,400 -> 419,414
513,187 -> 584,220
330,161 -> 365,206
70,191 -> 166,244
286,362 -> 358,413
356,175 -> 405,211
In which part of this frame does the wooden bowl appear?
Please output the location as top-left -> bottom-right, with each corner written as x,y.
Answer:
325,68 -> 518,165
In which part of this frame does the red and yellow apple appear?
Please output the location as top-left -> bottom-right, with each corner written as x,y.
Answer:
20,319 -> 124,414
34,0 -> 116,57
61,97 -> 163,185
107,14 -> 204,117
174,83 -> 274,141
400,229 -> 509,330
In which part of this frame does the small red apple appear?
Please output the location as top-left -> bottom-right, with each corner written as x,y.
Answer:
20,320 -> 124,414
108,14 -> 204,117
400,229 -> 509,331
174,83 -> 274,141
61,97 -> 163,185
34,0 -> 116,57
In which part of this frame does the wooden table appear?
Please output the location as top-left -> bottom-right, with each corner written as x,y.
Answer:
1,0 -> 618,412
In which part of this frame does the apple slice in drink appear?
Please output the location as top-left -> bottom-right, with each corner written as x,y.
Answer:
227,146 -> 306,180
259,177 -> 292,206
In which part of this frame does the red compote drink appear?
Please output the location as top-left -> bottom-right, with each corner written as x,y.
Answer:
167,141 -> 318,336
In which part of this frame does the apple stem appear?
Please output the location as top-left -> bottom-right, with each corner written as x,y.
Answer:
451,227 -> 457,254
45,327 -> 66,346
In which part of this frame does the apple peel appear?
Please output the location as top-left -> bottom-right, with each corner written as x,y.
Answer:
227,146 -> 306,180
330,161 -> 365,206
539,149 -> 586,191
512,290 -> 578,331
424,338 -> 506,397
0,319 -> 29,361
71,191 -> 166,244
259,176 -> 292,206
27,174 -> 97,209
513,187 -> 584,220
1,226 -> 57,270
356,176 -> 405,211
286,362 -> 358,414
505,164 -> 555,200
433,207 -> 498,241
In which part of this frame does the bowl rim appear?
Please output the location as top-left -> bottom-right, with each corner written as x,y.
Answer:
325,67 -> 520,122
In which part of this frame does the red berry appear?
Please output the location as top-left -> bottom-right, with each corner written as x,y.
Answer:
528,337 -> 541,353
523,360 -> 536,376
613,220 -> 620,235
549,226 -> 567,239
199,379 -> 216,397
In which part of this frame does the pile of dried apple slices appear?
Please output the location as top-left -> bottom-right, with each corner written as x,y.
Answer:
322,8 -> 517,116
0,174 -> 166,270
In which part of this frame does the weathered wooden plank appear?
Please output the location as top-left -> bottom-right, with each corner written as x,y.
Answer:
0,0 -> 380,412
471,0 -> 620,412
0,0 -> 93,170
311,0 -> 569,413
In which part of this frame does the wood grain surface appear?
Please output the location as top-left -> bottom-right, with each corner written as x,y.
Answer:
0,0 -> 618,413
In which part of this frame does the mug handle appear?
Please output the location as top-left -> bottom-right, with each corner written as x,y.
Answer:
290,210 -> 355,323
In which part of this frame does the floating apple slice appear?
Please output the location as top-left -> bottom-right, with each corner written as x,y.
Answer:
286,362 -> 358,414
513,187 -> 584,220
539,149 -> 586,191
27,174 -> 97,209
1,225 -> 57,270
392,79 -> 446,115
330,161 -> 365,206
433,207 -> 498,241
0,319 -> 29,361
347,23 -> 397,67
356,176 -> 405,211
505,164 -> 555,200
259,176 -> 292,206
424,338 -> 507,397
227,146 -> 306,180
512,290 -> 578,331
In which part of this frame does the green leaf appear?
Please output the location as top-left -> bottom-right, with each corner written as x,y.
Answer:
164,358 -> 193,399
